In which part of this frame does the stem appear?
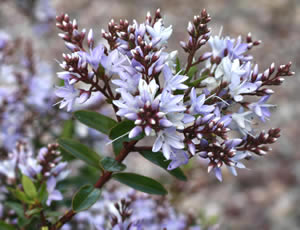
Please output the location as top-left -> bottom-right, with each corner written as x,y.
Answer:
184,49 -> 196,75
50,140 -> 138,230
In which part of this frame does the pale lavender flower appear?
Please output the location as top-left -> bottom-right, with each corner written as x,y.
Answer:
55,81 -> 79,111
46,176 -> 63,206
230,110 -> 253,136
57,71 -> 82,84
113,79 -> 185,141
165,50 -> 178,69
215,57 -> 246,83
208,34 -> 227,59
228,74 -> 258,102
146,19 -> 172,47
189,88 -> 215,115
0,155 -> 17,182
112,66 -> 141,94
153,128 -> 185,160
77,44 -> 104,70
227,36 -> 252,61
167,148 -> 189,170
101,49 -> 127,76
19,157 -> 42,179
162,65 -> 188,92
249,95 -> 274,122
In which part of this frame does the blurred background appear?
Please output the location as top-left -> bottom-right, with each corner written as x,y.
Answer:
1,0 -> 299,229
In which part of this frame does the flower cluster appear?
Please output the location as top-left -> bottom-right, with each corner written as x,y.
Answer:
61,189 -> 210,230
0,141 -> 68,223
55,9 -> 293,182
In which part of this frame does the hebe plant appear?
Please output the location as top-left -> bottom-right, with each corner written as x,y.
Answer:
0,8 -> 294,230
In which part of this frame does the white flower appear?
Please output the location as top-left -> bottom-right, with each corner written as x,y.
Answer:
215,57 -> 246,83
208,34 -> 227,58
152,128 -> 184,160
146,19 -> 172,47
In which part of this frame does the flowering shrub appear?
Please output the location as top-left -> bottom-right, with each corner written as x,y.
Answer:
0,8 -> 294,230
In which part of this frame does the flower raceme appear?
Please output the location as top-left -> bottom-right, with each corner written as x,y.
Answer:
55,9 -> 294,181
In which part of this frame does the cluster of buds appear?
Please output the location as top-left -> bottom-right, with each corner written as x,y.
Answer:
56,14 -> 86,51
38,143 -> 67,179
181,9 -> 211,55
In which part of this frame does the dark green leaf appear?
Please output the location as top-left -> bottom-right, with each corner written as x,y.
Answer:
58,138 -> 102,170
0,221 -> 15,230
139,150 -> 187,181
72,184 -> 101,212
74,110 -> 117,135
112,173 -> 167,195
109,120 -> 143,155
100,157 -> 126,172
22,175 -> 37,199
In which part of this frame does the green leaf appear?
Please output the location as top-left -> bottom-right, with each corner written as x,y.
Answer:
112,173 -> 167,195
22,175 -> 37,199
37,183 -> 48,205
0,221 -> 15,230
139,150 -> 187,181
186,72 -> 209,87
72,184 -> 101,212
74,110 -> 117,135
12,189 -> 34,204
58,138 -> 102,170
44,211 -> 62,217
25,208 -> 43,217
187,65 -> 198,79
100,157 -> 126,172
109,120 -> 143,155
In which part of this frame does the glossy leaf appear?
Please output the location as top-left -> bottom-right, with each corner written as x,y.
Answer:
112,173 -> 167,195
139,150 -> 187,181
72,184 -> 101,212
74,110 -> 117,135
100,157 -> 126,172
58,138 -> 102,170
